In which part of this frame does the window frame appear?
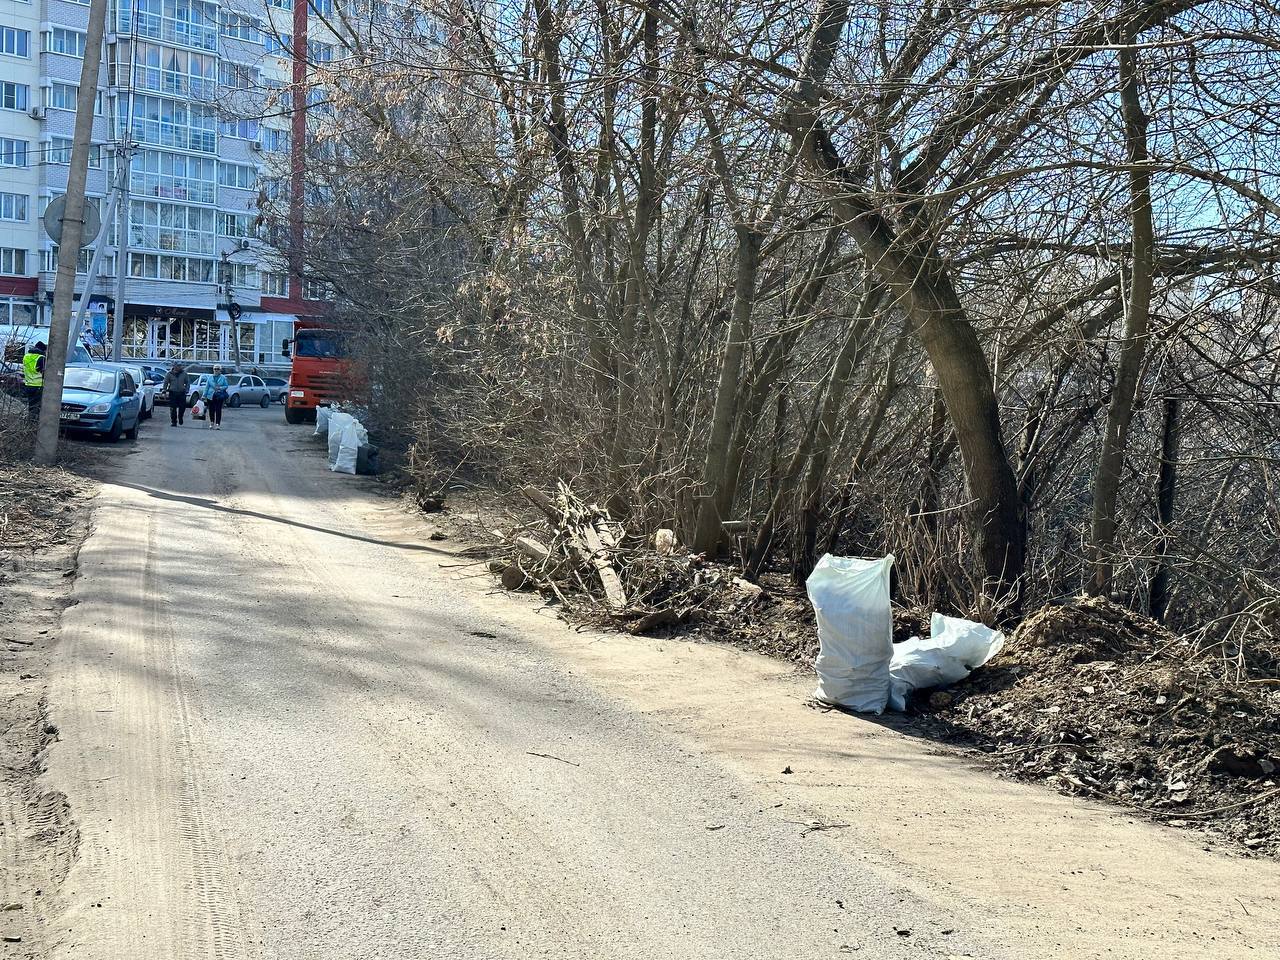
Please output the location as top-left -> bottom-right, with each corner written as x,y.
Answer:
0,25 -> 31,58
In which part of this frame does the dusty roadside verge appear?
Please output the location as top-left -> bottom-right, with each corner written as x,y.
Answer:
0,465 -> 97,958
384,473 -> 1279,856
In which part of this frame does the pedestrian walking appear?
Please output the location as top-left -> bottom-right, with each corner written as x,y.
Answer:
21,340 -> 46,419
205,365 -> 229,430
162,362 -> 191,426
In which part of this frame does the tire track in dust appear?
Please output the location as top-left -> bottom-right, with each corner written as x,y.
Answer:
140,507 -> 253,960
51,488 -> 254,960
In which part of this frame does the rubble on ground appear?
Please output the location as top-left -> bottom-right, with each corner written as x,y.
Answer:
914,596 -> 1280,855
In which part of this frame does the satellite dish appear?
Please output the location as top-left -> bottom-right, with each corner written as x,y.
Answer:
42,194 -> 102,248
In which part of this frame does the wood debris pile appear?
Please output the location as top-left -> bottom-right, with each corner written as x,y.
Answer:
488,482 -> 762,633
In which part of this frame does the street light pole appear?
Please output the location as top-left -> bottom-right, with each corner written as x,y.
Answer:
112,139 -> 131,362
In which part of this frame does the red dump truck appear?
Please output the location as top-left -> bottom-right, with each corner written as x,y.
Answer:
281,321 -> 360,424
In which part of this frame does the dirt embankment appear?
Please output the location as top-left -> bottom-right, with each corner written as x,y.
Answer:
0,465 -> 96,956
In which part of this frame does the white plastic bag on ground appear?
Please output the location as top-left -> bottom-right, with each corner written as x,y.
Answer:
327,411 -> 354,467
331,418 -> 368,475
807,554 -> 895,713
888,613 -> 1005,711
313,404 -> 331,437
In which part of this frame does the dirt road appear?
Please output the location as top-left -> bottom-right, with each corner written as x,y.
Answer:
26,409 -> 1280,959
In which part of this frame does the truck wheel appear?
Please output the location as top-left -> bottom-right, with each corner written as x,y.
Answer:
285,406 -> 305,425
259,394 -> 271,408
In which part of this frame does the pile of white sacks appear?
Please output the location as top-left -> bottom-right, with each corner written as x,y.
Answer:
806,554 -> 1006,713
313,405 -> 369,475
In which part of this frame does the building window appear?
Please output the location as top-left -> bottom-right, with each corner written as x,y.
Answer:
218,211 -> 256,238
260,128 -> 291,154
0,298 -> 38,326
0,26 -> 30,58
118,0 -> 219,53
263,32 -> 292,56
261,271 -> 288,297
46,82 -> 76,111
130,149 -> 216,204
217,162 -> 257,190
1,81 -> 29,111
219,118 -> 259,141
46,138 -> 103,167
226,262 -> 258,288
0,248 -> 28,275
260,176 -> 290,202
115,41 -> 217,100
128,199 -> 216,256
220,12 -> 262,42
218,61 -> 259,90
121,95 -> 218,154
309,0 -> 334,13
0,137 -> 26,167
268,0 -> 293,9
45,27 -> 88,58
307,40 -> 333,63
128,252 -> 216,283
301,278 -> 330,301
42,246 -> 110,275
0,193 -> 28,221
46,83 -> 103,114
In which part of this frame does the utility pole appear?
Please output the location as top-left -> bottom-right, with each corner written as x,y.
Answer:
219,252 -> 241,367
112,139 -> 131,362
34,0 -> 109,465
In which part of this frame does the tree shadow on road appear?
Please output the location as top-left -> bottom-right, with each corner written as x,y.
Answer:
111,480 -> 455,556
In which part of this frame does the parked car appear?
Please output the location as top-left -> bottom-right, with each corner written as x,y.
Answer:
93,362 -> 157,419
59,365 -> 143,441
0,325 -> 94,398
188,373 -> 275,408
262,377 -> 289,404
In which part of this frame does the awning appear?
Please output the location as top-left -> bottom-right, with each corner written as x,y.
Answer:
216,310 -> 298,327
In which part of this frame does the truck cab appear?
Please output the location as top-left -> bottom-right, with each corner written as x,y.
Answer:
282,325 -> 354,424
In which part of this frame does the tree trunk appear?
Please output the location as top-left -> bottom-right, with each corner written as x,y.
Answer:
34,0 -> 110,465
787,0 -> 1026,595
1090,33 -> 1155,595
1149,396 -> 1181,622
691,227 -> 761,553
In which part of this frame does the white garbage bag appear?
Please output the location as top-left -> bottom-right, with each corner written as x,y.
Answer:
331,419 -> 368,475
888,613 -> 1005,711
806,554 -> 895,713
313,404 -> 331,437
327,411 -> 353,467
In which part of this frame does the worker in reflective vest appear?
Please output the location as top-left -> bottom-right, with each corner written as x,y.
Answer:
22,341 -> 46,419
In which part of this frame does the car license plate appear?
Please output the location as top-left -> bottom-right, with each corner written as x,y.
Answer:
59,411 -> 79,421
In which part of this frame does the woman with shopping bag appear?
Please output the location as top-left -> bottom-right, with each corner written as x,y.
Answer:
205,365 -> 230,430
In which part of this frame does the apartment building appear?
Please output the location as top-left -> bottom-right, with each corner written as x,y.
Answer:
0,0 -> 334,369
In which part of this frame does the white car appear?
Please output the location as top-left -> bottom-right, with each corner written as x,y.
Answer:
92,362 -> 156,420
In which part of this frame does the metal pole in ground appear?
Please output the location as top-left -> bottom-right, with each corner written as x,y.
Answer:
112,139 -> 131,362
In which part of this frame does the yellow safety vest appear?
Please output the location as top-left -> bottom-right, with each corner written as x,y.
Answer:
22,352 -> 43,387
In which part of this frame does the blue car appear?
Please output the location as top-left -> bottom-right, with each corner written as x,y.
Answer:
60,365 -> 144,442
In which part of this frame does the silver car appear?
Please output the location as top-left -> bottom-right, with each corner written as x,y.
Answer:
188,373 -> 275,408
